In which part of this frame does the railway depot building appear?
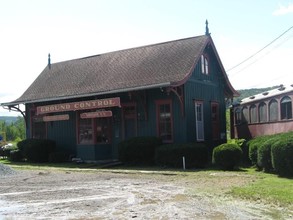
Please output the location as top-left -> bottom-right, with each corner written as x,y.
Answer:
2,27 -> 238,161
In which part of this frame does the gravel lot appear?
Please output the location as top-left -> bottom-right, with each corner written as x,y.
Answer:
0,163 -> 292,219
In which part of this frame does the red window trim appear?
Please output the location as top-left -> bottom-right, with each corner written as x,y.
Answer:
155,99 -> 173,143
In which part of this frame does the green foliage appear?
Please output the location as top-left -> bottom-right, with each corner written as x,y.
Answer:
257,138 -> 275,172
271,132 -> 293,177
155,143 -> 208,168
118,136 -> 162,165
212,143 -> 242,170
247,136 -> 268,166
9,150 -> 23,162
0,116 -> 25,141
17,139 -> 56,163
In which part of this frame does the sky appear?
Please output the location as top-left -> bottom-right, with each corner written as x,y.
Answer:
0,0 -> 293,116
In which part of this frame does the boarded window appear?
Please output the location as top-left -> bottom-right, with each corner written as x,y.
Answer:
250,105 -> 257,123
31,111 -> 47,139
258,102 -> 267,122
269,99 -> 278,121
281,96 -> 292,120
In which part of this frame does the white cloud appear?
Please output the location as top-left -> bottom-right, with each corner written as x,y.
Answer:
273,3 -> 293,16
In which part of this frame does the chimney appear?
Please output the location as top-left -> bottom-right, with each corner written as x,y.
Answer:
48,53 -> 51,69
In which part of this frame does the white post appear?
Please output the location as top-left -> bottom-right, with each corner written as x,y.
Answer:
182,156 -> 186,170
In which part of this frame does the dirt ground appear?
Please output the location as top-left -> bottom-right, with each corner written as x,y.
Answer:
0,168 -> 292,220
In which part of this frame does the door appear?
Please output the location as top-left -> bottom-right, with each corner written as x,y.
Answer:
195,101 -> 204,141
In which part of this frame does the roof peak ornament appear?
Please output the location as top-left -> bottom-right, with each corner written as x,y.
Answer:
48,53 -> 51,69
205,20 -> 210,36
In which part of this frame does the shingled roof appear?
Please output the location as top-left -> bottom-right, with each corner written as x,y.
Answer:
5,35 -> 238,105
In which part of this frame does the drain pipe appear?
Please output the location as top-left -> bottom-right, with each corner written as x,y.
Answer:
182,156 -> 186,170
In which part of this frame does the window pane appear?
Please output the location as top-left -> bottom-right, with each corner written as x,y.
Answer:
242,107 -> 249,123
259,102 -> 267,122
269,100 -> 278,121
96,118 -> 111,143
235,108 -> 241,124
281,96 -> 292,120
79,118 -> 93,144
250,105 -> 257,123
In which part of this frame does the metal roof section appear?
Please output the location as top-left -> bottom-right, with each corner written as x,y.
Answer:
241,84 -> 293,104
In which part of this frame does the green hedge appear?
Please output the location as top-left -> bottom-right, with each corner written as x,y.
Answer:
17,139 -> 56,163
9,150 -> 23,162
212,143 -> 242,170
271,132 -> 293,177
155,143 -> 208,168
257,137 -> 277,172
118,136 -> 162,165
247,136 -> 268,166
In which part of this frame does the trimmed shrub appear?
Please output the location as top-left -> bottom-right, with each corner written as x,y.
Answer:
271,132 -> 293,177
118,136 -> 162,165
247,136 -> 268,166
17,139 -> 56,163
212,143 -> 242,170
9,150 -> 23,162
257,138 -> 275,172
155,143 -> 208,168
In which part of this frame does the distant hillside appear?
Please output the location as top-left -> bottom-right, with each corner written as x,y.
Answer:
0,116 -> 19,124
236,86 -> 279,102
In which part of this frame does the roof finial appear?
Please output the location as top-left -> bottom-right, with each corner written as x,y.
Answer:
48,53 -> 51,69
205,20 -> 210,36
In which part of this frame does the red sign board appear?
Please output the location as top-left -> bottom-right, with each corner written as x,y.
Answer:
43,114 -> 70,122
80,111 -> 112,119
37,97 -> 120,115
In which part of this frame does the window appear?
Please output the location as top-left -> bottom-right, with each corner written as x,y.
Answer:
258,102 -> 267,122
78,118 -> 93,144
156,100 -> 173,143
235,108 -> 242,124
269,99 -> 278,121
195,101 -> 204,141
242,107 -> 249,123
201,55 -> 209,74
281,96 -> 292,120
250,105 -> 257,123
96,118 -> 111,143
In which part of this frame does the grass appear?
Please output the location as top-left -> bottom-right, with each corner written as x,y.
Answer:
230,170 -> 293,206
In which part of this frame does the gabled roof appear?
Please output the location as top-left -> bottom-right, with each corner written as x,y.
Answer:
241,84 -> 293,105
4,35 -> 238,105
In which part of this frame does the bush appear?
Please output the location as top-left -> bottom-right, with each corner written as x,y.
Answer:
247,136 -> 268,166
271,132 -> 293,177
257,138 -> 275,172
17,139 -> 56,163
212,143 -> 242,170
9,150 -> 23,162
118,136 -> 162,165
155,143 -> 208,168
